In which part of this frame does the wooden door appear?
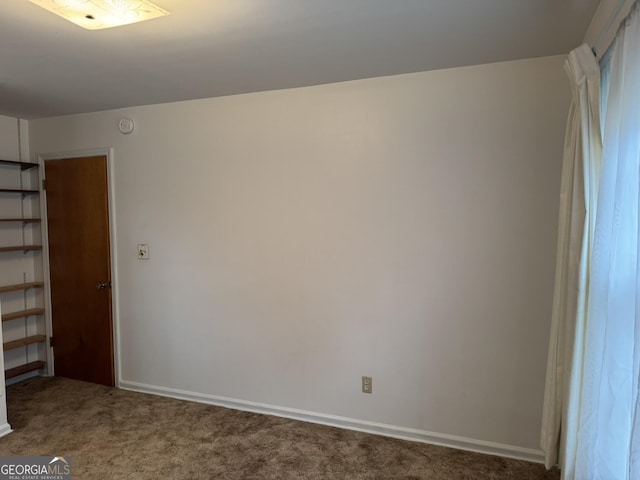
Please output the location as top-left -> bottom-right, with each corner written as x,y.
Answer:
45,156 -> 114,386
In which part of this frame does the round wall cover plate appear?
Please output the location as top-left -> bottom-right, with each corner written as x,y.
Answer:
118,118 -> 134,134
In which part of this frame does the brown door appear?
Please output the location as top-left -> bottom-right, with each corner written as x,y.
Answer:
45,156 -> 114,386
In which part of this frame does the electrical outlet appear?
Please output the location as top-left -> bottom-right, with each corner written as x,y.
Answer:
362,376 -> 372,394
137,244 -> 149,259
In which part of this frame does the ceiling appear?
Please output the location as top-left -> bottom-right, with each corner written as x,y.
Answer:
0,0 -> 599,119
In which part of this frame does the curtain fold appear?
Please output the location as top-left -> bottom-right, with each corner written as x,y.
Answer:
574,4 -> 640,478
540,43 -> 602,471
542,3 -> 640,478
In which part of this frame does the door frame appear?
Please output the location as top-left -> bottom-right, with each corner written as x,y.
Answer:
38,148 -> 121,386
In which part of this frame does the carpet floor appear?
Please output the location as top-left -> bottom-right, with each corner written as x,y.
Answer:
0,377 -> 560,479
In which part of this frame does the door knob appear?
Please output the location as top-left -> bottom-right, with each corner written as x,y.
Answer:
96,282 -> 109,290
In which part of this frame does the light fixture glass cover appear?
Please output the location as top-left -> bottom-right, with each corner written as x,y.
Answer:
29,0 -> 169,30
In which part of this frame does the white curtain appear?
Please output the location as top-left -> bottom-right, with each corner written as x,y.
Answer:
540,43 -> 602,472
542,3 -> 640,478
573,3 -> 640,478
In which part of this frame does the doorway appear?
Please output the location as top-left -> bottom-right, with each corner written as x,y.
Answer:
44,155 -> 114,386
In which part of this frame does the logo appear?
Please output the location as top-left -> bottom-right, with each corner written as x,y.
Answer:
0,456 -> 71,480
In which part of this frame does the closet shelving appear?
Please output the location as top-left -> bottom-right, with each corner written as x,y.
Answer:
0,158 -> 47,380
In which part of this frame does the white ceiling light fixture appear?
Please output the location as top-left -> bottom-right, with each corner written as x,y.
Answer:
28,0 -> 169,30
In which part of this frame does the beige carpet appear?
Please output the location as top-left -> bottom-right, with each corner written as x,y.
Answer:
0,377 -> 559,479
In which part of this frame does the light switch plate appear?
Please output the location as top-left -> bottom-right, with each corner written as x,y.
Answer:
137,244 -> 149,259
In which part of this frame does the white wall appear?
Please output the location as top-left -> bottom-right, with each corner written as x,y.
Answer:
0,116 -> 20,161
28,55 -> 569,455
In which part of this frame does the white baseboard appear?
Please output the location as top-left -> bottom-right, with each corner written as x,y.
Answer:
119,380 -> 544,464
0,423 -> 12,438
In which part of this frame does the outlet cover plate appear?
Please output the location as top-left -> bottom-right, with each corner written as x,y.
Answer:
362,376 -> 372,394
